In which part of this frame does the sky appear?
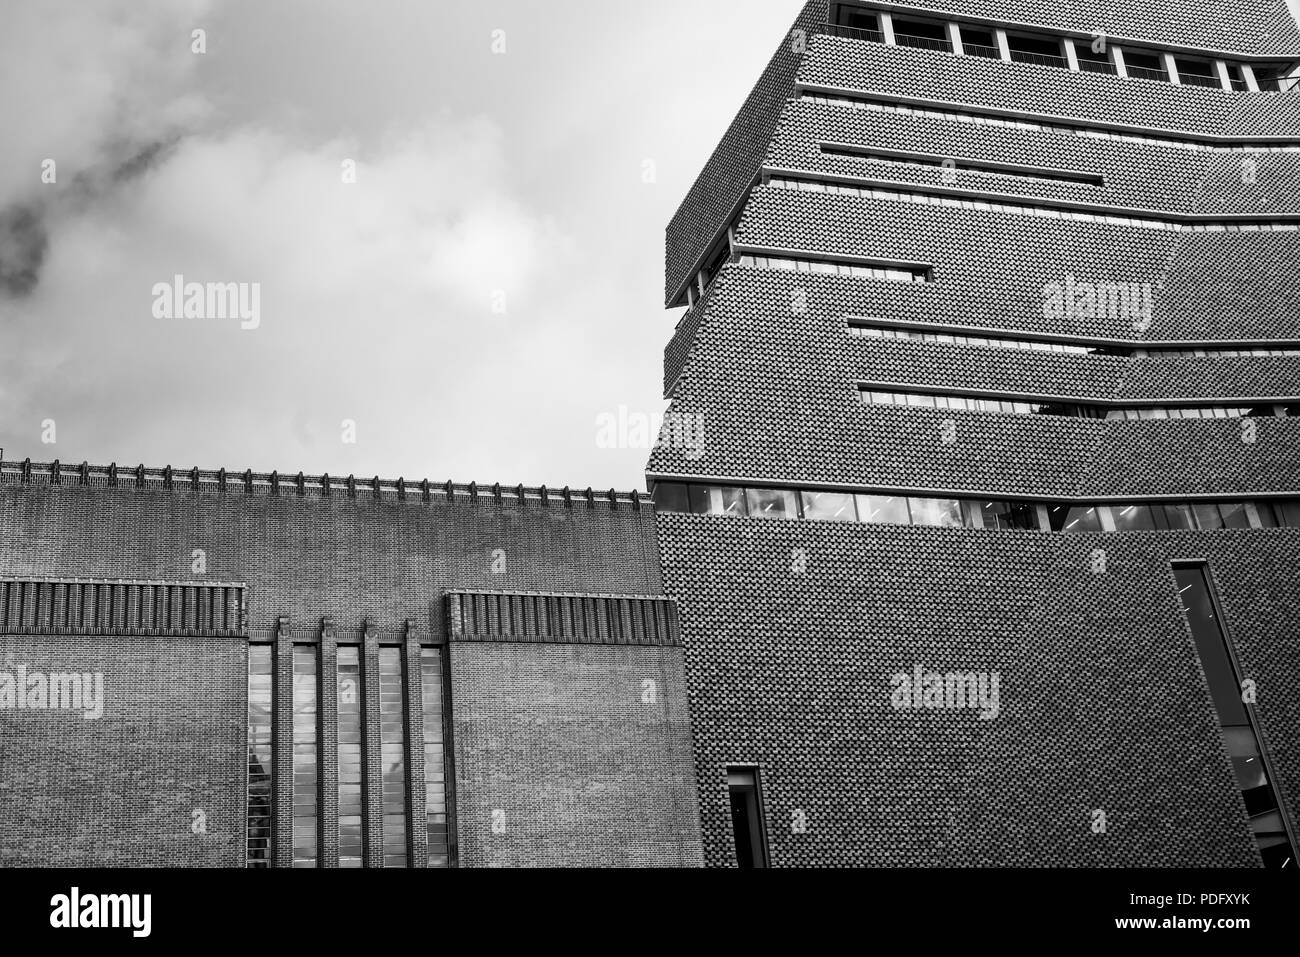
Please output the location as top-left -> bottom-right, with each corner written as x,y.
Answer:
0,0 -> 799,491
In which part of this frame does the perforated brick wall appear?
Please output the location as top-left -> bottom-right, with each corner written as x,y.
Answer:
658,512 -> 1296,867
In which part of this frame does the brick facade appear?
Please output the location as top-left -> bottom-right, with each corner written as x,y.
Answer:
655,1 -> 1300,866
0,464 -> 702,867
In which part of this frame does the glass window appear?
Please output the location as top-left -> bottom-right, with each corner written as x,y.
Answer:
800,490 -> 857,522
378,647 -> 408,868
1154,504 -> 1197,531
1251,502 -> 1279,528
1053,505 -> 1104,532
247,645 -> 274,867
292,645 -> 319,868
746,487 -> 799,520
909,497 -> 962,527
727,768 -> 770,869
1280,502 -> 1300,527
1218,502 -> 1251,529
420,648 -> 452,868
689,484 -> 747,516
1192,503 -> 1225,530
651,481 -> 689,513
856,494 -> 911,525
981,499 -> 1038,530
1174,564 -> 1295,869
337,646 -> 364,868
1111,504 -> 1156,531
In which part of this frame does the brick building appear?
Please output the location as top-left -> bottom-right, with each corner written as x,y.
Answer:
4,0 -> 1300,871
0,462 -> 702,867
650,0 -> 1300,867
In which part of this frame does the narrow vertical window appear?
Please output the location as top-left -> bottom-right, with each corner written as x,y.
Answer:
727,767 -> 770,868
421,647 -> 452,867
1174,564 -> 1296,868
337,646 -> 365,867
246,644 -> 273,867
378,647 -> 409,867
292,645 -> 319,867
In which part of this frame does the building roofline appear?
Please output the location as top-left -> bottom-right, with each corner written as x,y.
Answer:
0,456 -> 647,510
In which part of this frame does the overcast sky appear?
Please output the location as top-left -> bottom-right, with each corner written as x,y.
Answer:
0,0 -> 797,491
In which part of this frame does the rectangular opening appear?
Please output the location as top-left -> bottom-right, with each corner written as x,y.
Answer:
737,251 -> 932,283
1173,563 -> 1296,868
1123,49 -> 1168,81
727,767 -> 770,868
1175,56 -> 1219,88
1225,62 -> 1250,92
831,4 -> 882,42
960,26 -> 1000,60
1076,41 -> 1116,74
821,143 -> 1105,186
1006,32 -> 1066,68
892,17 -> 951,53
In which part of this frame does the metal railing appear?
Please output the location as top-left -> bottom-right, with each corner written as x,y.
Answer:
1179,71 -> 1221,88
1078,57 -> 1117,75
894,32 -> 952,52
820,22 -> 884,43
1126,64 -> 1168,81
1008,49 -> 1068,68
963,42 -> 1001,59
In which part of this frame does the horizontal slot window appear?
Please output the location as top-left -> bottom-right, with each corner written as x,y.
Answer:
861,387 -> 1297,420
1135,347 -> 1300,357
654,482 -> 1300,535
736,252 -> 931,283
1104,406 -> 1280,420
849,322 -> 1300,357
821,143 -> 1103,186
861,388 -> 1104,417
849,323 -> 1107,354
815,16 -> 1300,94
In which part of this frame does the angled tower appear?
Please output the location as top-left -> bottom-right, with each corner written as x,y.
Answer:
652,0 -> 1300,867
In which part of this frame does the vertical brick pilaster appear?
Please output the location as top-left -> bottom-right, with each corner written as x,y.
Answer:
404,619 -> 428,868
273,616 -> 294,868
319,617 -> 339,867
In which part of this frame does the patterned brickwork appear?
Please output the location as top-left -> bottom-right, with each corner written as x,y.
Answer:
448,640 -> 703,867
769,99 -> 1300,216
0,634 -> 246,866
665,1 -> 830,303
657,0 -> 1300,868
657,512 -> 1296,867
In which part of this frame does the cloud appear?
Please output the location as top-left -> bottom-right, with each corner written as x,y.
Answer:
0,206 -> 46,296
